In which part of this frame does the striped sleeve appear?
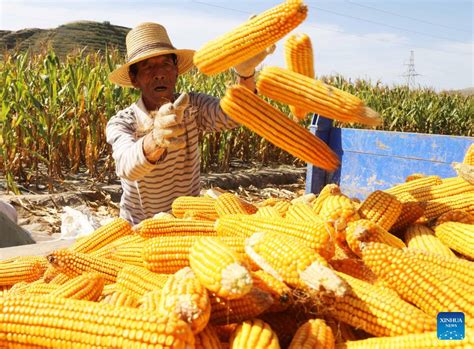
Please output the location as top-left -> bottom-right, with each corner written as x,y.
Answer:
105,108 -> 156,181
191,92 -> 239,132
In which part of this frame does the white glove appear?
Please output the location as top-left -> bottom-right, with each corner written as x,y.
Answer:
234,44 -> 276,77
151,93 -> 189,151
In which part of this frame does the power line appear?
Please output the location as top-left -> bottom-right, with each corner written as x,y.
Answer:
306,3 -> 468,44
402,50 -> 421,88
345,0 -> 471,34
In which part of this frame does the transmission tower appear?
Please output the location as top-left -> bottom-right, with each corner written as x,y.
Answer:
402,50 -> 421,89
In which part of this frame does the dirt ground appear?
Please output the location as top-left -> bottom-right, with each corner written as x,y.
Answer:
1,164 -> 307,242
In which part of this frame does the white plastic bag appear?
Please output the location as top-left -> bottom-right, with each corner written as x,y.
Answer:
60,206 -> 95,240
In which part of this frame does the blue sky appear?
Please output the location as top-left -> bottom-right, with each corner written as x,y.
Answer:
1,0 -> 472,91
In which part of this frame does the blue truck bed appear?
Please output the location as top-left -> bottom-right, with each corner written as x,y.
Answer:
306,115 -> 474,199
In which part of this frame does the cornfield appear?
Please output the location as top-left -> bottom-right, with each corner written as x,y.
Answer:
0,49 -> 472,193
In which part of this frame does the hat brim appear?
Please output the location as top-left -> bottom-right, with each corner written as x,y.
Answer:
108,49 -> 195,87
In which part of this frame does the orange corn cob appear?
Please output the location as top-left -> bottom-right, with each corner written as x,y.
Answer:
195,325 -> 223,349
257,66 -> 381,126
345,219 -> 406,257
463,143 -> 474,165
220,85 -> 340,171
50,272 -> 104,301
71,217 -> 132,254
251,270 -> 293,312
215,193 -> 249,216
229,319 -> 280,349
328,258 -> 377,284
336,329 -> 474,349
0,295 -> 194,348
389,200 -> 426,234
102,239 -> 145,266
286,202 -> 323,223
46,249 -> 125,284
246,232 -> 347,296
424,192 -> 474,219
183,210 -> 218,221
172,196 -> 218,219
116,265 -> 169,298
289,319 -> 335,349
434,221 -> 474,259
435,209 -> 474,225
357,191 -> 402,230
361,242 -> 474,318
216,214 -> 335,260
404,224 -> 455,257
384,175 -> 442,200
100,289 -> 139,308
137,218 -> 217,238
0,256 -> 47,286
48,272 -> 71,285
209,287 -> 274,325
91,234 -> 145,259
285,33 -> 315,120
158,267 -> 211,334
194,0 -> 307,75
322,272 -> 436,337
189,237 -> 253,299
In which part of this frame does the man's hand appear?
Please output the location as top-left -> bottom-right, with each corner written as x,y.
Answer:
151,93 -> 189,151
234,45 -> 276,78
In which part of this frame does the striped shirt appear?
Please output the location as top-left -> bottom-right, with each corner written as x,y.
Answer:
106,92 -> 238,225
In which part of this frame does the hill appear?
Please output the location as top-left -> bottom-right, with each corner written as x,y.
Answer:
0,21 -> 129,58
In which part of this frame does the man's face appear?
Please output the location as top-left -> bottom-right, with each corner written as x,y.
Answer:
130,54 -> 178,110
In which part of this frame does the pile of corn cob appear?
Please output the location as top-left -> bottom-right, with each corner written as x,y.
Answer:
1,144 -> 473,348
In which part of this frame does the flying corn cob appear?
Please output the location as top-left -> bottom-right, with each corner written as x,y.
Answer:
404,224 -> 455,257
288,319 -> 335,349
0,295 -> 194,348
285,33 -> 315,120
220,85 -> 340,171
434,221 -> 474,259
357,190 -> 402,230
229,319 -> 280,349
158,267 -> 211,334
257,66 -> 381,126
193,0 -> 308,75
189,237 -> 253,299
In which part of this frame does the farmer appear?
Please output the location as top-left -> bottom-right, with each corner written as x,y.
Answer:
0,199 -> 35,248
106,22 -> 274,225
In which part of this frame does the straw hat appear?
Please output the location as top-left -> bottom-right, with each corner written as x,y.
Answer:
109,22 -> 195,87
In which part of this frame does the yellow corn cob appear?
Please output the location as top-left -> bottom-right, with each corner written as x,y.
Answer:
424,192 -> 474,219
5,281 -> 30,296
389,200 -> 426,234
194,0 -> 307,75
0,285 -> 11,297
158,267 -> 211,334
384,175 -> 442,200
336,329 -> 474,349
137,218 -> 217,238
273,200 -> 291,217
328,258 -> 377,284
116,265 -> 170,298
42,265 -> 60,283
322,272 -> 436,337
49,272 -> 104,301
396,177 -> 474,202
100,282 -> 118,298
404,224 -> 455,257
0,295 -> 194,348
434,221 -> 474,259
251,270 -> 293,312
254,206 -> 283,218
220,85 -> 340,171
0,256 -> 47,286
216,214 -> 335,260
189,237 -> 253,299
285,33 -> 315,120
46,249 -> 125,284
183,210 -> 218,221
436,209 -> 474,225
405,173 -> 426,182
15,280 -> 58,296
246,232 -> 347,296
215,193 -> 249,216
195,325 -> 223,349
257,66 -> 381,126
143,235 -> 251,274
48,272 -> 71,285
288,319 -> 335,349
357,191 -> 402,230
210,287 -> 274,325
404,249 -> 474,287
71,217 -> 132,254
91,234 -> 145,259
229,319 -> 280,349
345,219 -> 406,257
172,196 -> 218,219
100,289 -> 139,308
463,143 -> 474,165
361,242 -> 474,318
312,184 -> 342,214
319,194 -> 360,232
286,202 -> 324,223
